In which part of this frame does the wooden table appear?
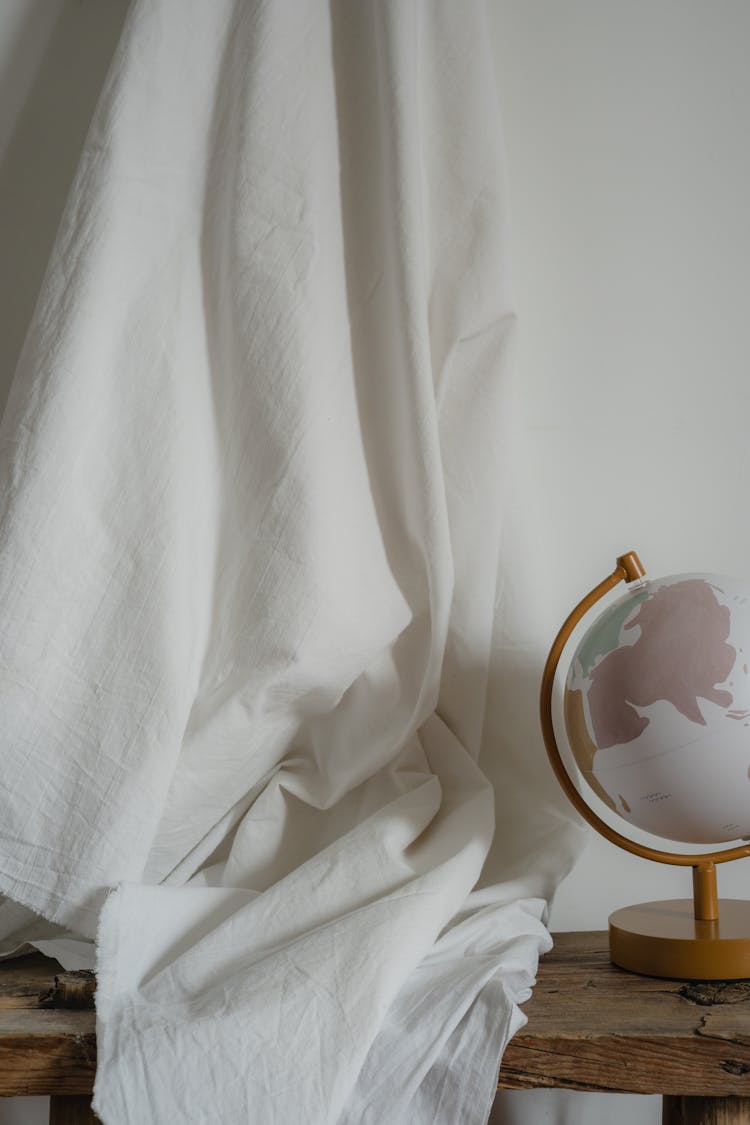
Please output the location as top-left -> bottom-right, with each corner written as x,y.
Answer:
500,931 -> 750,1123
0,952 -> 97,1123
2,932 -> 750,1124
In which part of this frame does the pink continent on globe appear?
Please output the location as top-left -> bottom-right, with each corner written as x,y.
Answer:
588,579 -> 735,749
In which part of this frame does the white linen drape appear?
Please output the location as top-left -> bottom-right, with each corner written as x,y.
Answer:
0,2 -> 580,1121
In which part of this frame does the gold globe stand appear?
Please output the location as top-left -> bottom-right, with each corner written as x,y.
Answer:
541,551 -> 750,980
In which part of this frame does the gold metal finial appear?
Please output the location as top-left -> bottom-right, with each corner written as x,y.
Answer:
617,550 -> 646,583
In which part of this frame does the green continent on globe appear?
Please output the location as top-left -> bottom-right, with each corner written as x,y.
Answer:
574,588 -> 649,678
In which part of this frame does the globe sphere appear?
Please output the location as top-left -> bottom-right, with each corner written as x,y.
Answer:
564,573 -> 750,845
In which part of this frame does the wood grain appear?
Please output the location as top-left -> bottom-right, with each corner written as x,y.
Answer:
0,953 -> 66,1010
662,1095 -> 750,1124
0,953 -> 96,1097
40,972 -> 96,1012
4,935 -> 750,1107
499,931 -> 750,1096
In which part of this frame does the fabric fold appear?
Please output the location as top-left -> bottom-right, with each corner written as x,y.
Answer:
0,2 -> 580,1122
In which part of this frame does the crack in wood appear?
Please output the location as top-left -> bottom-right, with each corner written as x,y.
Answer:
692,1011 -> 750,1050
679,981 -> 750,1007
719,1059 -> 750,1076
73,1035 -> 96,1068
500,1072 -> 630,1094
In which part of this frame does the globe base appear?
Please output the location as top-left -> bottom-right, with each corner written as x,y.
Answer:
610,899 -> 750,980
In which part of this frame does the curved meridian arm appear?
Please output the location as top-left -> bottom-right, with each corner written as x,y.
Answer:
539,551 -> 750,868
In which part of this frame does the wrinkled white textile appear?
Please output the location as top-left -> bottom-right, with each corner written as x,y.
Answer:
0,1 -> 580,1122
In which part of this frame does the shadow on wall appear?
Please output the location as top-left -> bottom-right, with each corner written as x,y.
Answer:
0,6 -> 126,1124
0,0 -> 128,418
0,1096 -> 48,1125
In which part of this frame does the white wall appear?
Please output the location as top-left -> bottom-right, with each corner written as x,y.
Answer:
490,0 -> 750,924
489,1 -> 750,1121
489,0 -> 750,920
1,2 -> 749,1123
0,0 -> 128,410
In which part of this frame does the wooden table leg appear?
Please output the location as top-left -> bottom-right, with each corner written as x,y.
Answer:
49,1095 -> 100,1124
663,1095 -> 750,1123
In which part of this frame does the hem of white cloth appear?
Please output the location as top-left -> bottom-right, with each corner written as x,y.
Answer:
92,883 -> 125,1125
33,936 -> 97,971
0,864 -> 100,938
0,941 -> 37,961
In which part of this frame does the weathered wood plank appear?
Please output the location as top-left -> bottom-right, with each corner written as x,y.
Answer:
4,934 -> 750,1102
498,931 -> 750,1096
0,1031 -> 96,1096
0,953 -> 64,1010
0,955 -> 96,1096
40,972 -> 96,1012
0,1009 -> 95,1034
501,1034 -> 750,1095
662,1094 -> 750,1124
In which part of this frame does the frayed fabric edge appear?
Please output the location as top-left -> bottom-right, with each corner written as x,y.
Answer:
92,883 -> 127,1125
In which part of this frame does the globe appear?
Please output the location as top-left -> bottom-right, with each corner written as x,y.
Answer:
564,572 -> 750,845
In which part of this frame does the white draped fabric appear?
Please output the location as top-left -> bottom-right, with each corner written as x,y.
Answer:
0,2 -> 579,1122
